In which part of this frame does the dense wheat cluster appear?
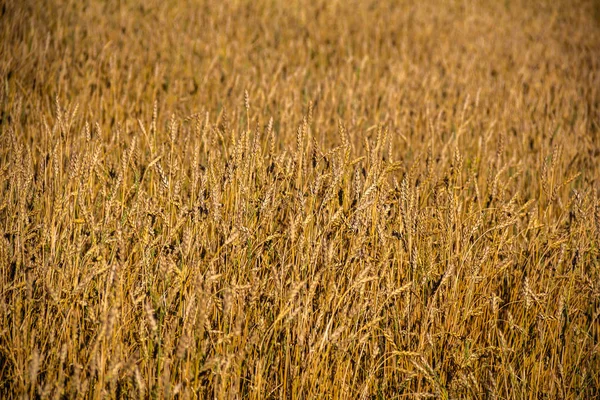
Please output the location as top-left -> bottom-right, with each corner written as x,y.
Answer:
1,0 -> 600,398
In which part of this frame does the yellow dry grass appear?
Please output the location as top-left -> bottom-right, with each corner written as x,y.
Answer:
1,0 -> 599,398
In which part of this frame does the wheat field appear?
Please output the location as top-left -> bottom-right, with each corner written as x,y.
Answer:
1,0 -> 599,398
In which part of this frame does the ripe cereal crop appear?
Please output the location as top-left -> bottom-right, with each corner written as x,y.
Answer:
0,0 -> 599,398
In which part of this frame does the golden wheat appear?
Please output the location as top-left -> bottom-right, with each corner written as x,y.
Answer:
0,0 -> 599,398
